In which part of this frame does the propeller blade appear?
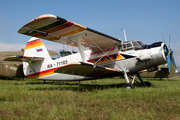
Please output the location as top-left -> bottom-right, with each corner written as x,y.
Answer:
170,49 -> 173,55
170,55 -> 177,69
167,55 -> 171,72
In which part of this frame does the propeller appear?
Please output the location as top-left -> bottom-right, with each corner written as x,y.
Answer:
162,33 -> 177,72
167,49 -> 177,72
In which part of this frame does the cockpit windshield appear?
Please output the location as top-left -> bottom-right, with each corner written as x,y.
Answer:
118,40 -> 163,51
132,41 -> 139,47
119,40 -> 143,51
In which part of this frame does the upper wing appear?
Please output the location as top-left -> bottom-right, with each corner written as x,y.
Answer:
54,62 -> 120,77
18,14 -> 121,50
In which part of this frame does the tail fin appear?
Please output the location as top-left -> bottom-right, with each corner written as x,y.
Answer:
24,37 -> 51,59
23,37 -> 52,78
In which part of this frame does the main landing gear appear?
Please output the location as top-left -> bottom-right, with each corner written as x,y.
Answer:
136,72 -> 151,87
123,71 -> 151,89
123,70 -> 135,89
124,83 -> 135,89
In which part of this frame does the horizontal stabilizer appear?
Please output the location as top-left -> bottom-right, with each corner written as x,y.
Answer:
3,56 -> 44,62
54,62 -> 120,77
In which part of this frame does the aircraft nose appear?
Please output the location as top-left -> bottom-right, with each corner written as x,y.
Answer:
163,43 -> 177,72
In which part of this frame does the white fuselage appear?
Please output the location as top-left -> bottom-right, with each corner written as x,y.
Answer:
23,42 -> 167,81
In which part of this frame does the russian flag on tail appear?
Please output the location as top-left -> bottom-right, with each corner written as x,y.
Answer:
36,48 -> 43,52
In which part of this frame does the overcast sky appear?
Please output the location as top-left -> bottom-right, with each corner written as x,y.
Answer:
0,0 -> 180,67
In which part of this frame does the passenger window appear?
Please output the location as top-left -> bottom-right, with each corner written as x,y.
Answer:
113,54 -> 117,59
101,57 -> 104,61
107,56 -> 110,60
95,58 -> 99,62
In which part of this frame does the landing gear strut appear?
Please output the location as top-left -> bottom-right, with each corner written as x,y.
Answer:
123,70 -> 135,89
137,72 -> 151,87
123,71 -> 151,89
43,80 -> 46,84
136,72 -> 145,86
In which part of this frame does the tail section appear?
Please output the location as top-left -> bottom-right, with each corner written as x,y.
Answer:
23,37 -> 52,78
24,37 -> 51,59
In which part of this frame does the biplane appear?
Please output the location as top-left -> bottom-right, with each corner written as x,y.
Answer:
4,14 -> 177,88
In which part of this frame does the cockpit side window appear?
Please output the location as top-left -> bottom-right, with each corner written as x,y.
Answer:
123,44 -> 127,49
137,41 -> 143,46
119,40 -> 144,51
118,45 -> 122,50
132,42 -> 139,47
127,43 -> 132,48
127,43 -> 133,50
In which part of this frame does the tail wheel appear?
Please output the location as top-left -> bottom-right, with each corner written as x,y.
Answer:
124,83 -> 135,89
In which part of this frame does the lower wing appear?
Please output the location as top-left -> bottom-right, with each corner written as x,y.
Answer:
54,62 -> 120,78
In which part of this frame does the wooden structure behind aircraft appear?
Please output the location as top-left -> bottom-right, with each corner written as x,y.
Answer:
0,51 -> 59,78
140,62 -> 176,78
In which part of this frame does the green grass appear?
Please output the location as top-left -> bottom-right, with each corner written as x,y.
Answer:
0,78 -> 180,120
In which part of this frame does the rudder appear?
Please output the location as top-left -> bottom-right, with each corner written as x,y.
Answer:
23,37 -> 51,78
24,37 -> 51,59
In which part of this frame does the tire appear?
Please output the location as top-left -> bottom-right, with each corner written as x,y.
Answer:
124,83 -> 135,89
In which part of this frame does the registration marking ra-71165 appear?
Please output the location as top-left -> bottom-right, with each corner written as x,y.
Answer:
47,60 -> 68,69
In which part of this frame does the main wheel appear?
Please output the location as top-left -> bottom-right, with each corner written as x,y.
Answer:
144,81 -> 151,87
124,83 -> 135,89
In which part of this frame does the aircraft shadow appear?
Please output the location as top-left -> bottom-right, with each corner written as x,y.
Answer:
25,81 -> 147,92
25,81 -> 127,92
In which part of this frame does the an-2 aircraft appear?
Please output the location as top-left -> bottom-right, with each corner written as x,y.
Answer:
4,14 -> 177,88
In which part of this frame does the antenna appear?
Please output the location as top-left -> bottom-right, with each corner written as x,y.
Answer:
122,28 -> 127,41
169,34 -> 171,48
161,33 -> 166,44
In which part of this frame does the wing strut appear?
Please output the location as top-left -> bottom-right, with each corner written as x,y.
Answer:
68,33 -> 86,62
90,38 -> 123,71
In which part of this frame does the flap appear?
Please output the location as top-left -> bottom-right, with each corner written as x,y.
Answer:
54,62 -> 120,77
18,14 -> 121,50
0,51 -> 59,57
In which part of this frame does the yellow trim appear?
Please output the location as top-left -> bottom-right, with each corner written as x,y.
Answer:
25,40 -> 44,50
61,27 -> 86,37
